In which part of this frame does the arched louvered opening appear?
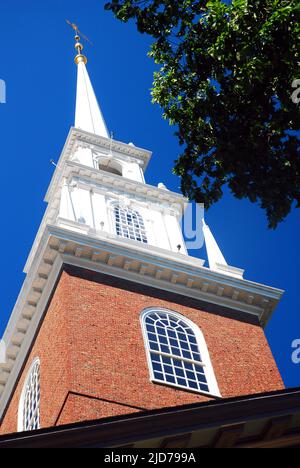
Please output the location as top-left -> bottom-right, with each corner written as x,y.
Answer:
98,157 -> 123,176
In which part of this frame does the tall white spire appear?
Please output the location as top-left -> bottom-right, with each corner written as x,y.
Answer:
75,60 -> 109,138
71,25 -> 109,138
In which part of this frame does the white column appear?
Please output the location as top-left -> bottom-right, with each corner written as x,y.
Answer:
92,193 -> 110,232
59,179 -> 74,221
164,210 -> 187,254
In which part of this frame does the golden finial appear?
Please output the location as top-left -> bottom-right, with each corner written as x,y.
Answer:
66,20 -> 92,65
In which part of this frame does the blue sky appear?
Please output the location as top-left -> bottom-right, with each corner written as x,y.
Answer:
0,0 -> 299,388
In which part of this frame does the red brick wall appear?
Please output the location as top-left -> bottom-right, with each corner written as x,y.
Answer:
0,265 -> 284,435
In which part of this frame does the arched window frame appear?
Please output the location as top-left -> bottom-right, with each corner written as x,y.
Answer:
18,357 -> 41,432
141,308 -> 221,398
111,202 -> 148,244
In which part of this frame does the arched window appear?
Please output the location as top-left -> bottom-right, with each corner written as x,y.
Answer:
141,309 -> 221,397
18,358 -> 41,432
113,204 -> 148,244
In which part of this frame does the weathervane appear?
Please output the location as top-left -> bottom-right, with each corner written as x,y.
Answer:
66,20 -> 92,65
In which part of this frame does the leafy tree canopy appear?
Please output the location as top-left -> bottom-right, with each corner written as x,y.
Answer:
105,0 -> 300,228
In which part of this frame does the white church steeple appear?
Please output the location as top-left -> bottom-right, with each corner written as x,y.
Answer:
0,25 -> 284,423
73,26 -> 109,138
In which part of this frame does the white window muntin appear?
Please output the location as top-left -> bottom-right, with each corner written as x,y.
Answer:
18,358 -> 41,432
112,203 -> 148,244
141,308 -> 221,398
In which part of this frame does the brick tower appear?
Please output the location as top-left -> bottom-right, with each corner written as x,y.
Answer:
0,28 -> 284,437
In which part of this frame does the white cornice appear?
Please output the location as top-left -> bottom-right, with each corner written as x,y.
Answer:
0,224 -> 284,421
64,161 -> 186,206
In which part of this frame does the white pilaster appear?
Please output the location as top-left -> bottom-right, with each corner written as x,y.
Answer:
59,179 -> 74,220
